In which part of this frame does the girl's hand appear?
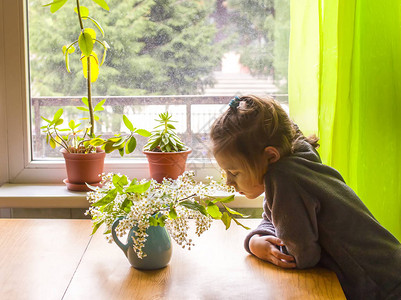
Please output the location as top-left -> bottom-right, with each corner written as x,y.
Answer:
249,234 -> 296,269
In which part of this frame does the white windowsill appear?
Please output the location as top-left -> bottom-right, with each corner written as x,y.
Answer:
0,183 -> 263,209
0,183 -> 88,208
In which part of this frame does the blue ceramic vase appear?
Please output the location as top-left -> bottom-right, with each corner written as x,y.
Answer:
112,217 -> 172,270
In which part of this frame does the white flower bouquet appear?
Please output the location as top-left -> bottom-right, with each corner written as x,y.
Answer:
86,171 -> 249,258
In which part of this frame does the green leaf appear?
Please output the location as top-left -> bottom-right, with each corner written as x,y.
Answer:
213,195 -> 235,204
78,31 -> 94,57
126,136 -> 137,154
89,137 -> 105,146
88,17 -> 105,37
119,175 -> 129,186
123,115 -> 134,131
232,218 -> 251,230
102,202 -> 114,213
43,0 -> 64,7
85,182 -> 102,191
101,41 -> 110,50
85,28 -> 97,40
121,197 -> 133,213
82,52 -> 99,82
169,207 -> 177,219
68,120 -> 75,130
41,116 -> 51,123
91,219 -> 104,235
49,138 -> 56,149
221,212 -> 231,230
222,203 -> 247,217
52,108 -> 63,123
74,6 -> 89,19
158,214 -> 167,227
55,118 -> 63,126
118,147 -> 125,157
179,200 -> 207,216
112,137 -> 124,148
94,99 -> 106,112
109,137 -> 120,142
149,213 -> 167,227
91,0 -> 109,11
68,45 -> 76,54
92,189 -> 117,207
206,202 -> 222,219
161,133 -> 169,145
146,137 -> 161,151
135,129 -> 151,137
149,216 -> 158,227
63,43 -> 76,63
76,107 -> 89,112
112,174 -> 128,189
126,181 -> 151,194
103,141 -> 115,153
100,48 -> 107,66
44,0 -> 68,13
82,97 -> 89,107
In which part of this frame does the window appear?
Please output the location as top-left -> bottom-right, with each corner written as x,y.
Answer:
1,0 -> 289,184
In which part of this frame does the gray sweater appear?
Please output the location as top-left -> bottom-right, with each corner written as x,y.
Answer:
244,140 -> 401,300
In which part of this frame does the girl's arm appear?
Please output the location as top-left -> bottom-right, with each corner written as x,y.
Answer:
249,234 -> 296,268
268,170 -> 322,269
244,211 -> 276,253
245,214 -> 296,268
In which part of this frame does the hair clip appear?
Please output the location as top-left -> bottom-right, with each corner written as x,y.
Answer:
229,96 -> 241,109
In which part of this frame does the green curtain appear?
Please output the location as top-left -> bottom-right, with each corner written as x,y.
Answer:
289,0 -> 401,240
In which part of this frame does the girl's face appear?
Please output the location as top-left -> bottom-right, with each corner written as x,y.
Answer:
214,152 -> 266,199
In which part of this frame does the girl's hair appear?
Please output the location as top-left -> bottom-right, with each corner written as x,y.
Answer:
210,95 -> 319,182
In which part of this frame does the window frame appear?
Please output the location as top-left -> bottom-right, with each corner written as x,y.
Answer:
1,0 -> 31,185
0,0 -> 222,185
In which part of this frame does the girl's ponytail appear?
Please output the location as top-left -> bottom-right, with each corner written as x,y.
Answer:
292,124 -> 320,150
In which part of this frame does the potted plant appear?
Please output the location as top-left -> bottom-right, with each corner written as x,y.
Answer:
143,112 -> 192,182
86,171 -> 249,270
42,111 -> 150,190
41,0 -> 150,190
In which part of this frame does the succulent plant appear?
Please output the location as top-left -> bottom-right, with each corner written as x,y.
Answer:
143,112 -> 187,152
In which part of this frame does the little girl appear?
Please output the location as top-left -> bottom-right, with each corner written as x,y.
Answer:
210,95 -> 401,300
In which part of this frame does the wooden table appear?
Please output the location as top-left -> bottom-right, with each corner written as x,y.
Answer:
0,219 -> 345,299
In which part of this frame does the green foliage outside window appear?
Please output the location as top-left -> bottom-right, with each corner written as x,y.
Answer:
226,0 -> 290,92
29,0 -> 224,97
29,0 -> 290,97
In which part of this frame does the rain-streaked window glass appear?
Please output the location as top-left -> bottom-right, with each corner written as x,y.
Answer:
28,0 -> 290,160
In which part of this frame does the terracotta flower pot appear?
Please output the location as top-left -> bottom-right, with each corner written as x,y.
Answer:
61,148 -> 106,191
143,148 -> 192,183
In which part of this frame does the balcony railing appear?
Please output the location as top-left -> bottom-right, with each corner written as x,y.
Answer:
31,95 -> 288,160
